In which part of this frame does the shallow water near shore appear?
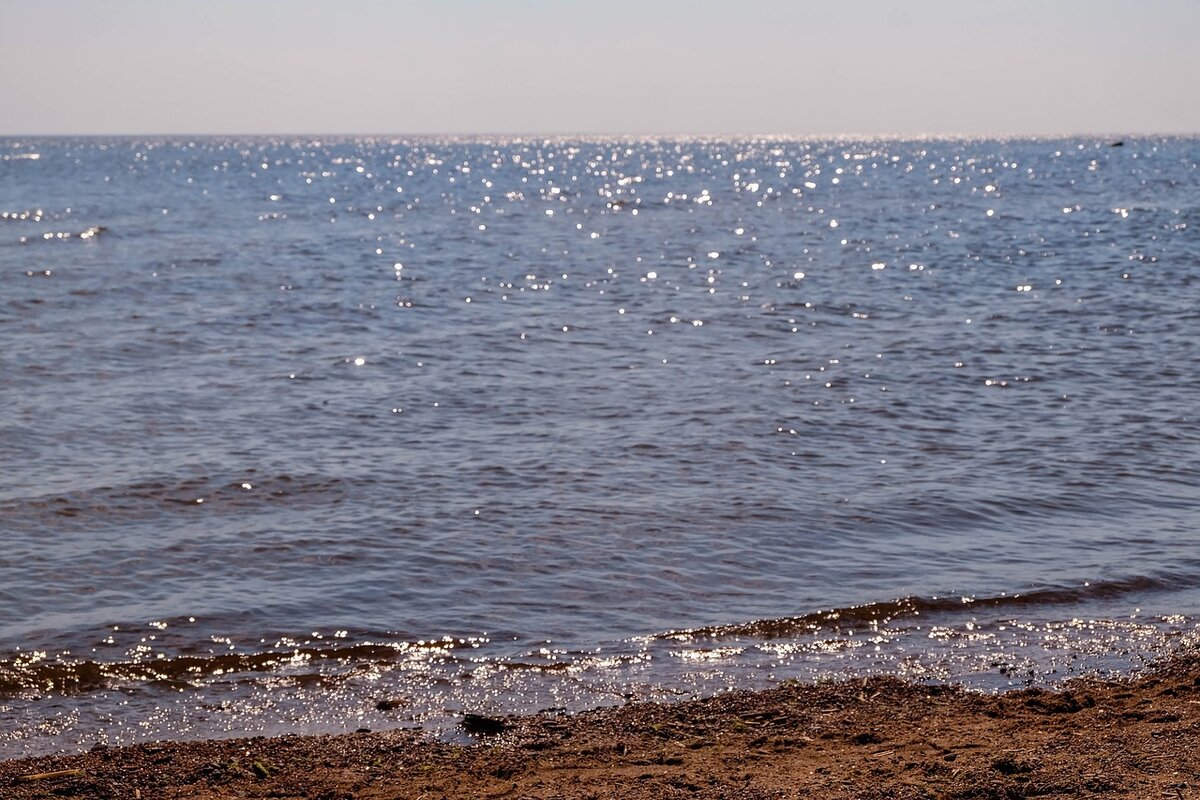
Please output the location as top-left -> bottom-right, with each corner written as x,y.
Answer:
1,136 -> 1197,758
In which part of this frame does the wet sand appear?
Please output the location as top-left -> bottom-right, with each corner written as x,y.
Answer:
3,651 -> 1198,799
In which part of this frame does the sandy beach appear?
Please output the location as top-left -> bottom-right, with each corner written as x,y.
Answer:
3,650 -> 1197,799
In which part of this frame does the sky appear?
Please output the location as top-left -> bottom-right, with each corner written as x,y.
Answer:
2,0 -> 1198,136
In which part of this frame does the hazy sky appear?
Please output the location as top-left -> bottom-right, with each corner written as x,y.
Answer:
3,0 -> 1198,136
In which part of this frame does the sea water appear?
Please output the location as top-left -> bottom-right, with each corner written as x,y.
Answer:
1,136 -> 1197,757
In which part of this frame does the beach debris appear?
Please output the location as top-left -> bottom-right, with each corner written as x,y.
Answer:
991,754 -> 1036,775
1021,689 -> 1094,714
17,768 -> 84,782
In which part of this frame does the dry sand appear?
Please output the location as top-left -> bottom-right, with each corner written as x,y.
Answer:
3,651 -> 1198,799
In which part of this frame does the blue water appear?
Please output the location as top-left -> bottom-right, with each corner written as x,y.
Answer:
1,136 -> 1197,757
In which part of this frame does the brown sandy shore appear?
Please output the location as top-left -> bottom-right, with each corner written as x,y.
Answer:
3,653 -> 1199,799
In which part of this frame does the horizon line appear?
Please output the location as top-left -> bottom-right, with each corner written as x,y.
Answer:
2,130 -> 1195,141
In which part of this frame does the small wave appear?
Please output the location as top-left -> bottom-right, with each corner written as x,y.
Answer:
660,574 -> 1200,641
17,225 -> 105,243
0,472 -> 351,527
0,639 -> 468,698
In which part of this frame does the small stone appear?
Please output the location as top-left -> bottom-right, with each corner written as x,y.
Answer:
462,713 -> 507,735
375,698 -> 407,711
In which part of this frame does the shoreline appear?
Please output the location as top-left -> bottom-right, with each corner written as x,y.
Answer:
2,651 -> 1198,798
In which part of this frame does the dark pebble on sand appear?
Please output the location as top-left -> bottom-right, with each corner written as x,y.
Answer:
462,713 -> 507,735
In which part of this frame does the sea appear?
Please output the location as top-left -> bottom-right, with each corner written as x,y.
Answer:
1,135 -> 1197,759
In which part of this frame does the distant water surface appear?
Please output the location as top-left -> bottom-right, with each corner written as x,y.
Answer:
0,136 -> 1197,757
